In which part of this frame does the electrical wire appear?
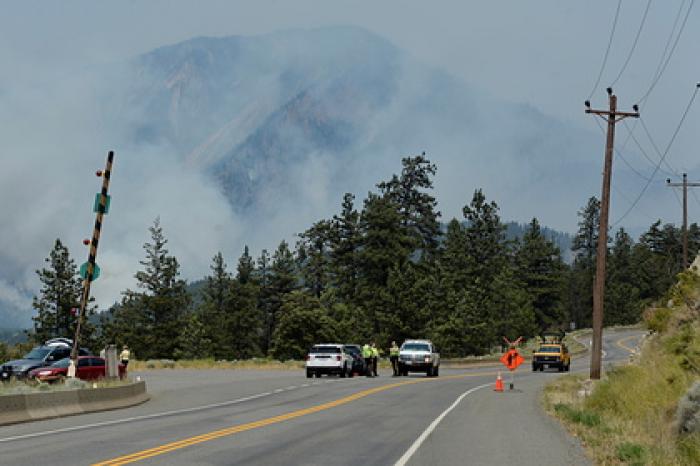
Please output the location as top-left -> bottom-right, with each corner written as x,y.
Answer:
636,0 -> 694,105
610,0 -> 653,87
623,120 -> 679,177
612,85 -> 699,227
587,0 -> 622,100
594,118 -> 652,181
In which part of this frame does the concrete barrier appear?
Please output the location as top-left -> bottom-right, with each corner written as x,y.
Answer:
0,380 -> 148,426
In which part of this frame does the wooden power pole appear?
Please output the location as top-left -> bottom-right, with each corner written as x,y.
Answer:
584,88 -> 639,380
667,173 -> 700,269
68,151 -> 114,377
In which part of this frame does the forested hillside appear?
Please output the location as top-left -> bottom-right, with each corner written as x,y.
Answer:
27,156 -> 700,360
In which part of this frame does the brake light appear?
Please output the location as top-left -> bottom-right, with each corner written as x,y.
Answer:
336,355 -> 341,361
306,355 -> 311,361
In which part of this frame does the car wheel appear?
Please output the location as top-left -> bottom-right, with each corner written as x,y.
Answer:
340,364 -> 347,378
566,362 -> 571,372
306,369 -> 312,379
426,367 -> 433,377
532,364 -> 537,372
558,364 -> 564,372
540,365 -> 544,371
434,366 -> 439,377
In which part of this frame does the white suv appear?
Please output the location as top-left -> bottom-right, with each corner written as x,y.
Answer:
306,344 -> 354,378
398,340 -> 440,377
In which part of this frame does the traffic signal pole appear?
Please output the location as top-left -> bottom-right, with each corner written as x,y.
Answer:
667,173 -> 700,269
585,89 -> 638,380
68,151 -> 114,378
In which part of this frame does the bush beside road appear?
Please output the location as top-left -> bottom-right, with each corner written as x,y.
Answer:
543,270 -> 700,465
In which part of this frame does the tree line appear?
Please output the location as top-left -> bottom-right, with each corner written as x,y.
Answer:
29,156 -> 700,360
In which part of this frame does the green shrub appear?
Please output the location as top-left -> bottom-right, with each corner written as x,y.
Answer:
645,307 -> 673,333
554,403 -> 601,427
615,442 -> 646,464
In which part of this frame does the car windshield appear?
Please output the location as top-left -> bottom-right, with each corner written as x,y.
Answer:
310,346 -> 341,354
537,346 -> 561,353
23,347 -> 51,360
402,343 -> 430,352
51,358 -> 72,368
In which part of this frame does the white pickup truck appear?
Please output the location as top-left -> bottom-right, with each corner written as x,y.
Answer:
398,339 -> 440,377
305,344 -> 354,378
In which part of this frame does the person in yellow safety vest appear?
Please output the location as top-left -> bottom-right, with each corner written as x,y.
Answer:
389,341 -> 400,376
120,345 -> 130,367
362,343 -> 374,377
371,342 -> 380,377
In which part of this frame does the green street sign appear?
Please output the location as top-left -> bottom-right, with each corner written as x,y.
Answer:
93,194 -> 111,214
80,262 -> 100,281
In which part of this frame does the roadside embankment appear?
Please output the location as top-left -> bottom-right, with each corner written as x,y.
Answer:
543,269 -> 700,465
0,380 -> 148,426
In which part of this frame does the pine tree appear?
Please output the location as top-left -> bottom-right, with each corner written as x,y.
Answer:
329,193 -> 361,302
462,189 -> 507,285
515,218 -> 565,332
270,291 -> 338,360
605,228 -> 641,325
262,241 -> 298,355
236,245 -> 255,285
111,218 -> 190,359
377,155 -> 442,258
356,193 -> 413,337
568,197 -> 601,328
256,249 -> 273,354
31,239 -> 90,344
298,220 -> 332,298
199,252 -> 234,359
174,313 -> 213,359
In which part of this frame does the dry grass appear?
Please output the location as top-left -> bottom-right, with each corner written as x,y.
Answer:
543,271 -> 700,465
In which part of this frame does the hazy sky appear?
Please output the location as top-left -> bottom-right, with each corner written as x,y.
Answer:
0,1 -> 698,323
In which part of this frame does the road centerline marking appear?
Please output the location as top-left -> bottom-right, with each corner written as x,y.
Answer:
93,371 -> 497,465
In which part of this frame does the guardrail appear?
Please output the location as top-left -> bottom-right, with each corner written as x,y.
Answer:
0,380 -> 148,426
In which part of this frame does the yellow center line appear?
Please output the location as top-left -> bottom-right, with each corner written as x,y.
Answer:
616,335 -> 641,353
92,370 -> 497,465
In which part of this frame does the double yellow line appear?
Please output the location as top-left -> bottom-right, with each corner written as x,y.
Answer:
93,371 -> 496,465
615,335 -> 641,353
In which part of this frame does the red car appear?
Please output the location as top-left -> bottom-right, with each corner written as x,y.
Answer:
29,356 -> 126,382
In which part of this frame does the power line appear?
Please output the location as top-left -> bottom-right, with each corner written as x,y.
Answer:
612,85 -> 699,227
636,0 -> 695,105
610,0 -> 653,87
587,0 -> 622,100
594,118 -> 651,181
623,119 -> 678,177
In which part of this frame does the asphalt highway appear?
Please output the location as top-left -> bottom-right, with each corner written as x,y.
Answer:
0,328 -> 645,466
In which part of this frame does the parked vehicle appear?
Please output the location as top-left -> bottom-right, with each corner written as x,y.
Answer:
398,339 -> 440,377
532,332 -> 570,372
1,339 -> 91,381
29,356 -> 125,383
344,344 -> 368,375
305,344 -> 354,378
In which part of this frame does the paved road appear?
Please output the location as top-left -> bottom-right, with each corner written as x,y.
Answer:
0,328 -> 645,466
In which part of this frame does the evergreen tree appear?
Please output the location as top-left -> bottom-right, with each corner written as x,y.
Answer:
174,313 -> 213,359
31,239 -> 90,344
357,193 -> 413,337
108,218 -> 190,359
462,189 -> 507,285
298,220 -> 332,298
256,249 -> 272,353
568,197 -> 601,328
377,154 -> 442,258
515,218 -> 565,332
329,193 -> 361,302
198,252 -> 234,359
264,241 -> 298,354
605,228 -> 641,325
236,245 -> 255,285
270,291 -> 338,360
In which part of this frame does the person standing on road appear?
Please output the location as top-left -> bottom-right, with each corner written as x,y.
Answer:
389,341 -> 400,376
120,345 -> 130,367
371,342 -> 379,377
362,343 -> 374,377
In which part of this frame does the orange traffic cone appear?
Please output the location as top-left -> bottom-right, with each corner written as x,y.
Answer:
494,372 -> 504,392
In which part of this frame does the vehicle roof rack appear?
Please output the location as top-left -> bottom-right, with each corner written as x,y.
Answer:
45,337 -> 73,347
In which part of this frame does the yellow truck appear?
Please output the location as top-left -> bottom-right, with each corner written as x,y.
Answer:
532,332 -> 570,372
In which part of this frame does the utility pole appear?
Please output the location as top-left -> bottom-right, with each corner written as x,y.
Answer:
584,88 -> 639,380
667,173 -> 700,269
68,151 -> 114,378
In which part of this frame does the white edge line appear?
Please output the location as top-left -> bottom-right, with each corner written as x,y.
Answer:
393,383 -> 491,466
0,382 -> 311,444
